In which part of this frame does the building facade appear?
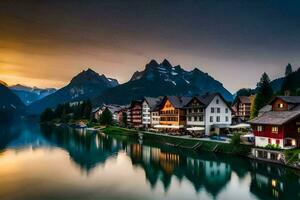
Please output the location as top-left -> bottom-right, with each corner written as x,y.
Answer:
130,100 -> 143,128
204,94 -> 232,135
157,96 -> 191,131
142,97 -> 163,128
233,96 -> 254,122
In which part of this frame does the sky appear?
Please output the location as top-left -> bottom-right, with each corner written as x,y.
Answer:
1,0 -> 300,93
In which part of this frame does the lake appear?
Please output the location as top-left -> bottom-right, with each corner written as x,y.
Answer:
0,121 -> 299,200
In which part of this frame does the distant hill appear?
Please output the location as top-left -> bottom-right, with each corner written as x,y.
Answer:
10,84 -> 57,105
92,59 -> 233,105
270,77 -> 285,93
0,82 -> 26,121
28,69 -> 119,114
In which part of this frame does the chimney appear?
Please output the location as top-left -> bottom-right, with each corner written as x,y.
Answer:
284,90 -> 290,96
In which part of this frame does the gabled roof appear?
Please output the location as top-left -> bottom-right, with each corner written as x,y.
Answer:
103,104 -> 124,113
143,96 -> 164,111
185,96 -> 206,107
270,96 -> 300,104
200,93 -> 232,109
161,96 -> 192,109
237,96 -> 252,104
249,110 -> 300,125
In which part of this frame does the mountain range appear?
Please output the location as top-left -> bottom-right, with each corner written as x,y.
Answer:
10,84 -> 57,105
0,82 -> 26,121
92,59 -> 233,105
28,69 -> 119,114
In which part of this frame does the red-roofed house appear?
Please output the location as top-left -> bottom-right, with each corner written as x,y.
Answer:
249,96 -> 300,149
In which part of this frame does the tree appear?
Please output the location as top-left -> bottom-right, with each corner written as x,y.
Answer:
285,63 -> 293,77
122,111 -> 127,127
235,88 -> 255,97
99,108 -> 113,125
54,104 -> 63,118
83,100 -> 92,119
40,108 -> 55,122
251,73 -> 274,118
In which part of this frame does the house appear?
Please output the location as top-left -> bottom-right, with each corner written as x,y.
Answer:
232,95 -> 254,122
156,96 -> 191,132
130,100 -> 143,128
93,104 -> 124,123
249,96 -> 300,149
126,105 -> 132,127
185,93 -> 232,135
142,97 -> 163,128
185,96 -> 205,134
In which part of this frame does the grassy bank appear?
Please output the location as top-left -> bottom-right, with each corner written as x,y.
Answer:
102,126 -> 251,156
102,126 -> 139,136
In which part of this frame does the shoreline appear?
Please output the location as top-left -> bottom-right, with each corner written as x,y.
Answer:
101,126 -> 300,171
45,122 -> 300,171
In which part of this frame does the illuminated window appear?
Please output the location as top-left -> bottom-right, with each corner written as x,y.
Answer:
278,103 -> 284,108
272,126 -> 278,133
257,126 -> 263,132
298,127 -> 300,133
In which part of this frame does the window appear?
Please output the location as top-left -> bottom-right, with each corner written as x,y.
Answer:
188,116 -> 191,121
298,127 -> 300,133
225,116 -> 229,122
216,116 -> 220,122
272,126 -> 278,133
194,116 -> 198,121
210,116 -> 213,122
217,108 -> 220,113
278,103 -> 284,108
199,116 -> 203,121
211,108 -> 214,113
216,99 -> 219,104
257,126 -> 263,132
225,108 -> 229,113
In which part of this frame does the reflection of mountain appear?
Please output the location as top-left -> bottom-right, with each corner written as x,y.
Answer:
0,122 -> 48,150
40,126 -> 125,172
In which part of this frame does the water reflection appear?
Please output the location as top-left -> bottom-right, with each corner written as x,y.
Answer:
0,123 -> 299,200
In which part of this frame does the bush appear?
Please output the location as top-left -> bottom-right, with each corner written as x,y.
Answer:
265,144 -> 281,150
230,133 -> 242,146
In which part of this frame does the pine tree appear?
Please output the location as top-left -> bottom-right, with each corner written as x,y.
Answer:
40,108 -> 55,122
285,63 -> 293,77
99,108 -> 113,125
122,111 -> 127,127
251,73 -> 274,118
83,100 -> 92,119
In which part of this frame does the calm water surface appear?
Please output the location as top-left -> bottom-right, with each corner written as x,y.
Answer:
0,122 -> 299,200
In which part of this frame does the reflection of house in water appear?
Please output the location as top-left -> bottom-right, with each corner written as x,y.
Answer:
186,156 -> 231,197
250,161 -> 300,199
127,143 -> 232,197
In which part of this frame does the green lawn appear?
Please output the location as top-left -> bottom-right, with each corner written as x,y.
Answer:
102,126 -> 138,136
284,149 -> 300,165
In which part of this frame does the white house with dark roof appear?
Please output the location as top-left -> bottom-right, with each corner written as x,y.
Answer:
185,93 -> 232,135
142,97 -> 163,128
